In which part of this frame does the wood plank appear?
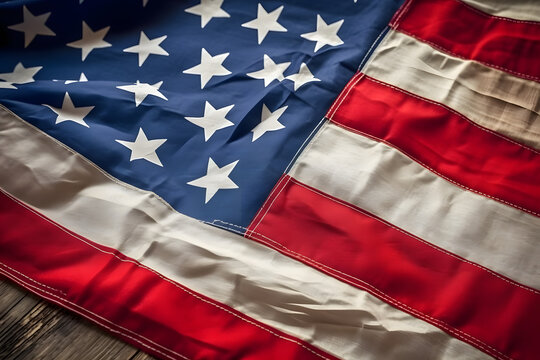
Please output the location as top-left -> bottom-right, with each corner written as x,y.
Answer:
130,351 -> 162,360
0,279 -> 157,360
0,278 -> 28,319
0,280 -> 41,354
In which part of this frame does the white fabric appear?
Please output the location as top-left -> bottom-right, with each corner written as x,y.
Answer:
461,0 -> 540,22
0,105 -> 490,359
363,30 -> 540,149
289,122 -> 540,290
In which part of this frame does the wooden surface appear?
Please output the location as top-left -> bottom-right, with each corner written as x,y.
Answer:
0,278 -> 157,360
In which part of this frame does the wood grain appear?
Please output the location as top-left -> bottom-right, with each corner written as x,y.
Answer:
0,278 -> 157,360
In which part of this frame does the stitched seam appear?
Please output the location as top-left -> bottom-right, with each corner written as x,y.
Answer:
326,74 -> 540,216
0,106 -> 331,359
319,70 -> 539,162
287,179 -> 540,296
362,40 -> 540,150
0,104 -> 182,216
392,0 -> 414,27
389,0 -> 413,27
286,120 -> 329,179
328,72 -> 364,117
284,117 -> 326,174
357,27 -> 389,72
395,29 -> 540,82
393,0 -> 540,26
217,173 -> 540,296
246,175 -> 289,238
210,220 -> 510,360
1,261 -> 67,296
249,231 -> 510,360
327,72 -> 364,120
364,75 -> 540,155
0,61 -> 521,360
0,263 -> 189,360
249,176 -> 292,236
326,72 -> 356,119
0,188 -> 331,360
452,0 -> 540,25
333,119 -> 540,218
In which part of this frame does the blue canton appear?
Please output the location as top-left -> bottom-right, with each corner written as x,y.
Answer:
0,0 -> 404,227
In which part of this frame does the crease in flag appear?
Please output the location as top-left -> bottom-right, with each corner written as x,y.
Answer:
0,0 -> 539,359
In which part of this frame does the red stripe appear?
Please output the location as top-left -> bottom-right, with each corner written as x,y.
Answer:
391,0 -> 540,81
327,73 -> 540,217
247,175 -> 540,360
0,190 -> 336,360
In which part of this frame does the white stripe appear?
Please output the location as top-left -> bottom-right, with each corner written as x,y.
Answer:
289,122 -> 540,290
460,0 -> 540,22
363,30 -> 540,149
0,106 -> 489,359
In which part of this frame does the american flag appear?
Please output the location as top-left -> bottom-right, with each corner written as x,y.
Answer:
0,0 -> 538,359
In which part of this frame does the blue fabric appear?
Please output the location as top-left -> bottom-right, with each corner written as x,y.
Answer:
0,0 -> 403,227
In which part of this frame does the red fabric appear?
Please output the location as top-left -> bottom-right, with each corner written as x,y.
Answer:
392,0 -> 540,81
0,190 -> 335,360
247,175 -> 540,360
328,73 -> 540,217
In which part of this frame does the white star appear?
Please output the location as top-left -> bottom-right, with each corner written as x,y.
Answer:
183,48 -> 231,89
67,21 -> 112,61
0,62 -> 42,84
188,157 -> 239,203
117,80 -> 168,107
185,0 -> 230,28
247,54 -> 290,87
300,15 -> 344,52
65,72 -> 88,84
251,104 -> 287,141
123,31 -> 169,67
116,128 -> 167,167
241,4 -> 286,44
8,6 -> 55,48
285,63 -> 320,91
43,92 -> 94,127
0,82 -> 16,89
185,101 -> 234,141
